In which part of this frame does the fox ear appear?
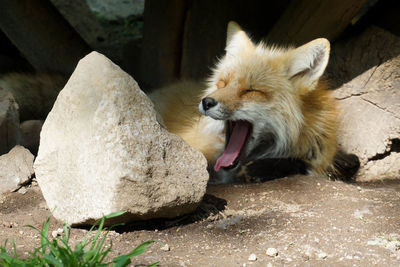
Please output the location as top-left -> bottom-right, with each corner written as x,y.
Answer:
287,38 -> 330,88
225,21 -> 254,56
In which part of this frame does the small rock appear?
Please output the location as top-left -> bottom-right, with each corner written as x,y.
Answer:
19,230 -> 24,235
51,228 -> 64,238
0,146 -> 34,194
317,252 -> 328,259
160,244 -> 170,251
18,187 -> 27,194
51,230 -> 58,238
248,253 -> 257,261
266,247 -> 278,257
357,186 -> 362,191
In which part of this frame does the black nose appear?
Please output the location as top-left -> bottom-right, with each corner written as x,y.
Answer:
202,97 -> 218,111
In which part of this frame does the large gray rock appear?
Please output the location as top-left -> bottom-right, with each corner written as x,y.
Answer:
0,88 -> 20,155
328,27 -> 400,181
34,52 -> 209,225
0,146 -> 34,194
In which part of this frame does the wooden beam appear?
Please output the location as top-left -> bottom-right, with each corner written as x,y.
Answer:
266,0 -> 368,45
138,0 -> 187,90
0,0 -> 91,75
180,0 -> 289,80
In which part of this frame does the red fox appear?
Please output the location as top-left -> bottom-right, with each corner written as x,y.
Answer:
151,22 -> 339,183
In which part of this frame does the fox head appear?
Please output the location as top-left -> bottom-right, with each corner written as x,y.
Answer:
199,21 -> 331,176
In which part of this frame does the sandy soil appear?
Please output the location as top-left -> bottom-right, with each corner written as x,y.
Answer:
1,175 -> 400,266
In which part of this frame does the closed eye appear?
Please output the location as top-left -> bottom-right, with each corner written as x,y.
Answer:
240,86 -> 269,98
242,86 -> 259,94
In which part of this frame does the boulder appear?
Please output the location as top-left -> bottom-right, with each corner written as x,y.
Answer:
328,27 -> 400,181
0,87 -> 20,155
0,146 -> 34,194
34,52 -> 209,225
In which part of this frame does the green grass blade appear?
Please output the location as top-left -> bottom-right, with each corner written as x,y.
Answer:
40,217 -> 51,254
147,262 -> 160,267
97,240 -> 113,264
43,254 -> 63,267
127,240 -> 155,257
62,223 -> 70,245
103,211 -> 126,219
112,240 -> 155,266
112,255 -> 130,267
89,216 -> 106,252
0,211 -> 158,267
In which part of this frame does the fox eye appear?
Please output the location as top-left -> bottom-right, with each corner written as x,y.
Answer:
242,86 -> 258,94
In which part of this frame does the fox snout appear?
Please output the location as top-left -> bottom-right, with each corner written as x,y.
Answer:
199,97 -> 230,120
201,97 -> 218,112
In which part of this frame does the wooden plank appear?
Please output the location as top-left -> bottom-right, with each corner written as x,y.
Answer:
266,0 -> 368,45
138,0 -> 187,90
180,0 -> 289,81
0,0 -> 91,75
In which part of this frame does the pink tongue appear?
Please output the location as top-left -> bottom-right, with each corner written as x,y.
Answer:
214,121 -> 250,172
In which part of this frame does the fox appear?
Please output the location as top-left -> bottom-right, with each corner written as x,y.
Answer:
151,21 -> 340,183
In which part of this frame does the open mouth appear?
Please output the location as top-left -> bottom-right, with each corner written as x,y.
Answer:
214,120 -> 252,172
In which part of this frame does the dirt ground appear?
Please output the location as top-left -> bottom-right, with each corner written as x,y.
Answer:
1,175 -> 400,267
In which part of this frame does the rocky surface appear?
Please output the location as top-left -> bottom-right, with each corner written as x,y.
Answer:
0,145 -> 34,194
328,26 -> 400,181
34,52 -> 209,226
0,87 -> 20,155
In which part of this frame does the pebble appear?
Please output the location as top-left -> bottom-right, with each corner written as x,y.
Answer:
317,252 -> 328,259
248,253 -> 257,261
18,188 -> 27,194
266,247 -> 278,257
51,228 -> 64,238
357,186 -> 362,191
160,244 -> 170,251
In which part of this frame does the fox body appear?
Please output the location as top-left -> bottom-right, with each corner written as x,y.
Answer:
151,22 -> 339,183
